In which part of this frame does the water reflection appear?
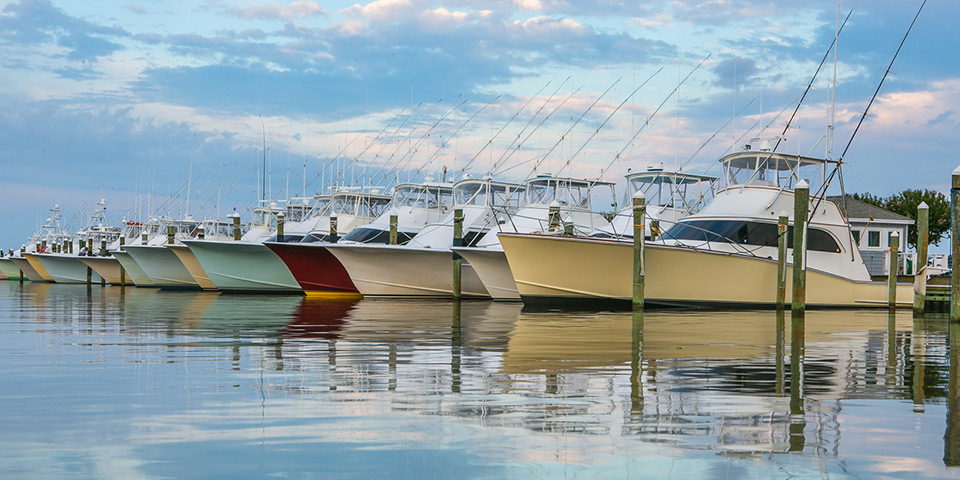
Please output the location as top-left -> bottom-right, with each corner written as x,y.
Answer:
3,282 -> 960,478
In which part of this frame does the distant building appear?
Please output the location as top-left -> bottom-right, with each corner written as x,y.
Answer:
828,195 -> 914,276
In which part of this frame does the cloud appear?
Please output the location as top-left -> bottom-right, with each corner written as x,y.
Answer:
711,57 -> 759,90
227,1 -> 328,21
343,0 -> 413,23
123,3 -> 146,14
0,0 -> 128,62
926,109 -> 955,127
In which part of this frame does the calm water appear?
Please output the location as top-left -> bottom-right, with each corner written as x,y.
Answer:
1,282 -> 959,479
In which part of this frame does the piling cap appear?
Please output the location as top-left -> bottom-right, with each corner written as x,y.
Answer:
549,200 -> 560,208
953,165 -> 960,176
779,210 -> 789,218
795,179 -> 809,190
918,201 -> 929,209
632,190 -> 645,199
330,213 -> 338,219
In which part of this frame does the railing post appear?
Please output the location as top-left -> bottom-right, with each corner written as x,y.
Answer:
792,180 -> 809,318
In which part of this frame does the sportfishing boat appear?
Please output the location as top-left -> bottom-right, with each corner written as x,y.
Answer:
123,217 -> 202,290
498,142 -> 915,308
165,218 -> 237,290
451,175 -> 615,300
183,199 -> 318,293
0,252 -> 18,280
10,204 -> 72,283
265,190 -> 391,296
31,200 -> 120,284
79,220 -> 145,285
324,177 -> 523,298
110,218 -> 172,287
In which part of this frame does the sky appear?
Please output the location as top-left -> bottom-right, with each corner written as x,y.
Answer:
0,0 -> 957,249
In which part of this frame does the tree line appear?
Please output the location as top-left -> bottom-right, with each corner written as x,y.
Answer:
850,189 -> 949,249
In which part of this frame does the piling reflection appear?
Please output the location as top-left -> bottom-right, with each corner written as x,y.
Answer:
947,322 -> 960,466
789,315 -> 806,452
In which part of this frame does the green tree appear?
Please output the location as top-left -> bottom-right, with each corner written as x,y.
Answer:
851,189 -> 949,249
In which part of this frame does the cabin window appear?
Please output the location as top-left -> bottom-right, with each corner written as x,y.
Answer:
664,220 -> 842,253
868,230 -> 880,248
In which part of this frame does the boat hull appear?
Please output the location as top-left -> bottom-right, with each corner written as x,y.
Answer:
264,242 -> 359,297
453,247 -> 519,301
184,240 -> 301,293
123,245 -> 200,290
326,244 -> 489,298
0,258 -> 19,280
22,254 -> 55,282
77,256 -> 134,285
112,249 -> 156,287
499,233 -> 915,308
166,244 -> 217,291
8,258 -> 43,282
32,254 -> 103,284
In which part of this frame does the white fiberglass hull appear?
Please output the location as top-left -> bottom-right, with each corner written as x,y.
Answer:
112,249 -> 155,287
32,254 -> 103,284
452,246 -> 519,301
9,257 -> 45,282
124,245 -> 200,290
166,244 -> 217,291
326,244 -> 489,298
184,240 -> 301,293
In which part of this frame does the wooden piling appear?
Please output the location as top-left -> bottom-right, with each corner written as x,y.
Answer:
119,237 -> 125,289
197,226 -> 205,240
632,194 -> 646,311
915,202 -> 929,315
232,214 -> 241,241
548,202 -> 560,231
389,214 -> 398,245
650,220 -> 659,242
777,212 -> 788,310
141,232 -> 148,245
888,232 -> 900,309
952,165 -> 960,322
166,225 -> 175,245
276,212 -> 285,239
563,222 -> 573,236
330,215 -> 338,243
452,208 -> 463,299
100,239 -> 107,257
792,180 -> 809,318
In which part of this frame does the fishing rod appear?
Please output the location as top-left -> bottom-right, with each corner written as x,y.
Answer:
587,54 -> 711,196
810,0 -> 926,220
411,94 -> 501,182
456,80 -> 552,178
365,101 -> 440,188
489,82 -> 582,176
358,102 -> 425,189
556,68 -> 662,178
320,105 -> 411,192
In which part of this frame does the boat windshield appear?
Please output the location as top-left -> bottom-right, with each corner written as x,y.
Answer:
332,194 -> 391,217
524,178 -> 591,208
627,171 -> 715,213
285,204 -> 311,223
251,209 -> 278,228
391,185 -> 453,209
719,151 -> 828,191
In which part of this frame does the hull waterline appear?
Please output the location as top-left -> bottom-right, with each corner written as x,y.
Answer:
264,242 -> 359,297
0,258 -> 20,280
499,233 -> 915,309
123,245 -> 200,290
32,254 -> 103,284
326,244 -> 489,298
184,240 -> 301,293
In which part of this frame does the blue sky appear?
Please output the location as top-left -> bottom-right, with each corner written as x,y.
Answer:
0,0 -> 956,248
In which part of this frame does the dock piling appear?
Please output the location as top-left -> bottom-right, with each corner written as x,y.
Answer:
952,165 -> 960,322
389,213 -> 398,245
888,232 -> 900,309
453,208 -> 463,299
633,194 -> 646,312
792,180 -> 809,318
548,202 -> 560,231
119,237 -> 126,290
197,226 -> 205,240
330,215 -> 338,243
276,212 -> 285,239
777,212 -> 788,310
232,213 -> 241,241
166,225 -> 175,245
914,202 -> 929,314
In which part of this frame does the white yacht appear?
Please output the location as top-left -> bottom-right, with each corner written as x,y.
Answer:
452,175 -> 615,300
32,200 -> 120,284
123,217 -> 201,289
325,178 -> 523,297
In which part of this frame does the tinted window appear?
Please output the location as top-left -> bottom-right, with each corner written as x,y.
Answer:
665,220 -> 841,253
342,227 -> 415,245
